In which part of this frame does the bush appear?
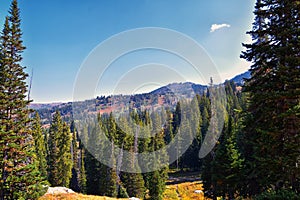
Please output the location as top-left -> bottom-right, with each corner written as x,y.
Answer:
254,189 -> 299,200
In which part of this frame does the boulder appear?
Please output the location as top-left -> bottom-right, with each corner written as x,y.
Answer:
194,190 -> 203,194
46,187 -> 75,195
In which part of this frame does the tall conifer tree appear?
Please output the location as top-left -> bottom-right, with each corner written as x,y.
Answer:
0,0 -> 46,199
47,111 -> 73,187
240,0 -> 300,196
32,112 -> 48,180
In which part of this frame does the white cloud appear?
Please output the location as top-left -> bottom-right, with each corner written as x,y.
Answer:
210,23 -> 231,33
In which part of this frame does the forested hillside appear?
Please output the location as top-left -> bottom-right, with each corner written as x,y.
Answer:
32,76 -> 248,126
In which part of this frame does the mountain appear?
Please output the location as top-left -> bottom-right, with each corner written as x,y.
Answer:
150,82 -> 207,98
229,71 -> 251,86
31,70 -> 250,123
30,102 -> 65,110
150,70 -> 250,96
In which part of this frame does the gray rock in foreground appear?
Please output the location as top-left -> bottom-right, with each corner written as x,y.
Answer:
46,187 -> 75,195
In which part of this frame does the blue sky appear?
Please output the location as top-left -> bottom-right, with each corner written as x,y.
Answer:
0,0 -> 255,103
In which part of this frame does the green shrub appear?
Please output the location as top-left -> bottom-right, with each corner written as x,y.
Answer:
254,189 -> 299,200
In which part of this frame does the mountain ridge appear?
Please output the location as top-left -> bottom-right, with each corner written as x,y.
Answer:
30,70 -> 250,110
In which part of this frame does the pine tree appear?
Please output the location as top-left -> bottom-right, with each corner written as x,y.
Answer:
148,129 -> 168,200
119,112 -> 146,199
164,109 -> 173,144
149,170 -> 164,200
173,102 -> 181,135
47,111 -> 62,186
32,112 -> 48,180
201,152 -> 215,200
85,122 -> 102,195
224,83 -> 245,198
102,141 -> 118,197
151,111 -> 162,135
0,0 -> 46,199
137,113 -> 153,189
240,0 -> 300,196
225,116 -> 244,199
79,148 -> 87,193
69,121 -> 80,192
85,150 -> 101,195
181,98 -> 201,170
193,95 -> 203,170
60,122 -> 73,187
202,81 -> 246,199
47,111 -> 73,187
97,113 -> 118,197
121,156 -> 146,199
201,106 -> 209,139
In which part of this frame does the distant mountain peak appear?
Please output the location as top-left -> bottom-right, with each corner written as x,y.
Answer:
229,71 -> 251,86
31,71 -> 250,110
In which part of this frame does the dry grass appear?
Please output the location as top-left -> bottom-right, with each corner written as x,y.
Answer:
40,193 -> 124,200
164,181 -> 208,200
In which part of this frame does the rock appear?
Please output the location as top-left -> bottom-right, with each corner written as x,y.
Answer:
46,187 -> 75,195
129,197 -> 140,200
194,190 -> 203,194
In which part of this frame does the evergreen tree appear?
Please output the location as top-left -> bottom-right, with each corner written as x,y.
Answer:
182,98 -> 201,170
60,122 -> 73,187
164,109 -> 173,144
98,113 -> 118,197
172,102 -> 181,135
201,151 -> 215,200
47,111 -> 73,187
240,0 -> 300,196
69,121 -> 80,192
225,116 -> 244,199
85,150 -> 101,195
85,122 -> 102,195
79,148 -> 87,194
32,112 -> 48,180
136,112 -> 153,190
151,111 -> 162,135
148,130 -> 168,200
149,170 -> 165,200
72,127 -> 87,194
193,96 -> 203,170
47,111 -> 62,186
121,135 -> 146,198
120,113 -> 146,199
101,141 -> 118,197
201,106 -> 209,139
0,0 -> 46,199
202,81 -> 245,199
